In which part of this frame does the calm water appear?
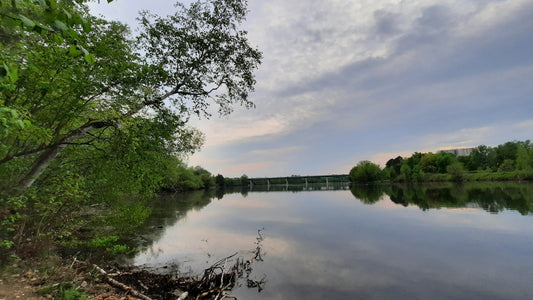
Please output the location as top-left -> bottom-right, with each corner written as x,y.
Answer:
131,183 -> 533,299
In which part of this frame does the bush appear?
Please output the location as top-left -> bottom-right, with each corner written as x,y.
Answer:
447,162 -> 465,182
349,161 -> 382,183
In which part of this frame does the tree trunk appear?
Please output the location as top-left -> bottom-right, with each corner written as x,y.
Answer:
18,144 -> 65,189
13,120 -> 115,193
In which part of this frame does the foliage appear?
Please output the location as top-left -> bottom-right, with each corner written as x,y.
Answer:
446,162 -> 465,182
57,286 -> 90,300
0,0 -> 260,264
349,160 -> 382,183
350,184 -> 384,203
516,143 -> 533,170
375,182 -> 533,215
1,0 -> 260,191
385,156 -> 402,178
215,174 -> 225,187
240,174 -> 249,186
359,140 -> 533,183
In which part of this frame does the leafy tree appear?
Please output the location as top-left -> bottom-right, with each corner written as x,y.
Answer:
435,152 -> 456,173
0,0 -> 262,194
193,166 -> 215,188
349,160 -> 382,183
215,174 -> 225,187
0,0 -> 261,262
446,162 -> 465,182
400,164 -> 412,181
495,141 -> 518,167
240,174 -> 249,186
465,145 -> 492,171
419,153 -> 437,173
385,156 -> 402,179
499,159 -> 516,172
516,142 -> 533,170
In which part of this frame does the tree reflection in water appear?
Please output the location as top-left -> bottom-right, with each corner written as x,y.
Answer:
350,182 -> 533,215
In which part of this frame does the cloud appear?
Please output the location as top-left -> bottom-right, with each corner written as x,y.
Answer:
89,0 -> 533,177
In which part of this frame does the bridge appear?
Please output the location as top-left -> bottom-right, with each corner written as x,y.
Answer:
249,174 -> 349,189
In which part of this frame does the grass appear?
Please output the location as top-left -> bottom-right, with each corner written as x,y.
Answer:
464,170 -> 533,181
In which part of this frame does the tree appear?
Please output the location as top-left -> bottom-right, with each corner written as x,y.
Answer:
194,166 -> 215,188
435,152 -> 456,173
385,156 -> 402,179
240,174 -> 249,186
420,153 -> 437,173
349,161 -> 382,183
0,0 -> 262,193
495,141 -> 518,167
446,162 -> 465,182
465,145 -> 491,171
215,174 -> 225,187
516,142 -> 533,170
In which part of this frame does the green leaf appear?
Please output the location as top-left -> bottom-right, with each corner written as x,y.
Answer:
19,15 -> 35,28
84,54 -> 95,65
68,45 -> 81,57
52,33 -> 64,44
71,13 -> 83,26
15,120 -> 24,129
62,8 -> 72,21
82,20 -> 91,33
8,66 -> 18,83
35,23 -> 54,32
53,20 -> 68,31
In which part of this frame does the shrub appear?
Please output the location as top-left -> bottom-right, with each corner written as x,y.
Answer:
447,162 -> 465,182
349,161 -> 382,183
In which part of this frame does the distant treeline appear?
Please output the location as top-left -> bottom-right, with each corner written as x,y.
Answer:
349,140 -> 533,183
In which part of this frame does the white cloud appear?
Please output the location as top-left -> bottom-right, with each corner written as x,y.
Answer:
89,0 -> 533,177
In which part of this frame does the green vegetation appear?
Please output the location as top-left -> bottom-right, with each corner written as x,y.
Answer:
0,0 -> 261,268
349,160 -> 383,183
349,182 -> 533,216
349,140 -> 533,183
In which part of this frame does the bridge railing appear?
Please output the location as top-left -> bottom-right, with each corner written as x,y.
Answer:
248,175 -> 349,187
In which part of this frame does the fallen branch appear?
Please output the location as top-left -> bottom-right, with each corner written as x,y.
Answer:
72,229 -> 268,299
92,264 -> 152,300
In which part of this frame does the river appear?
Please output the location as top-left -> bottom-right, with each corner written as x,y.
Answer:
128,182 -> 533,299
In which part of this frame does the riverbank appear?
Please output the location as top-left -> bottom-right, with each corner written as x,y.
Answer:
0,189 -> 262,299
2,180 -> 532,299
1,242 -> 262,300
389,170 -> 533,183
0,255 -> 124,300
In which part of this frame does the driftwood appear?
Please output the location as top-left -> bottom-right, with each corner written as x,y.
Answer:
75,229 -> 267,299
92,263 -> 153,300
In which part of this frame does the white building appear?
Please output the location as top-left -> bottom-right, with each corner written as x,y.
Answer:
437,148 -> 474,157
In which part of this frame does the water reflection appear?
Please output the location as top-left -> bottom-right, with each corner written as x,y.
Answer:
130,190 -> 215,255
130,182 -> 533,299
350,182 -> 533,215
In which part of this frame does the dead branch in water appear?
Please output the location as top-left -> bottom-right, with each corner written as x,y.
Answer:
82,229 -> 268,299
92,263 -> 152,300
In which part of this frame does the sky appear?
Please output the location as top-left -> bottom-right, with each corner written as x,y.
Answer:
88,0 -> 533,178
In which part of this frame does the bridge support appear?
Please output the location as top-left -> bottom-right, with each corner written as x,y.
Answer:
246,174 -> 349,189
